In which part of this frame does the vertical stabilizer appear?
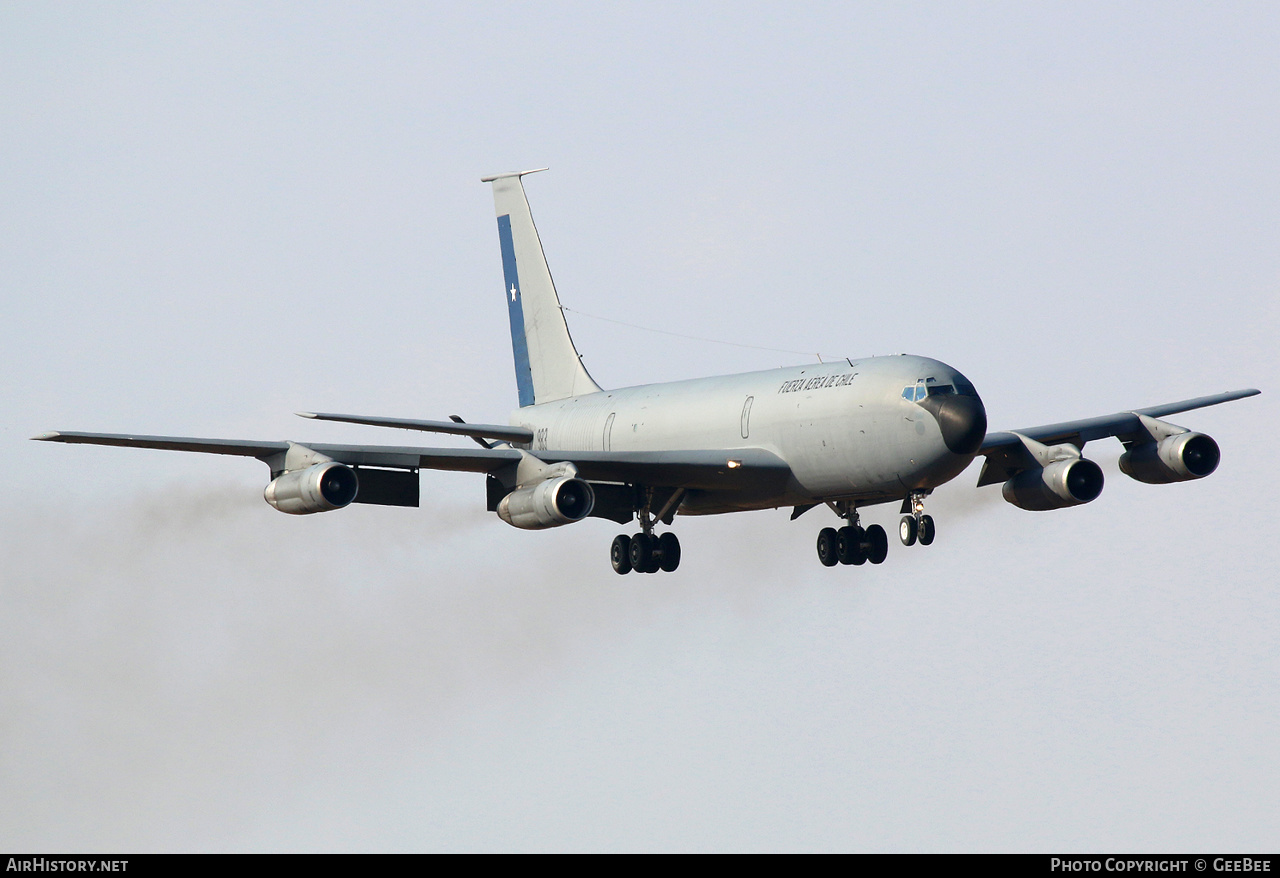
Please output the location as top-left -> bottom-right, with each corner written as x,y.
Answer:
483,169 -> 602,406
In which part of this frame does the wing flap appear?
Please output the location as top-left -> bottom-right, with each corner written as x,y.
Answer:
539,448 -> 793,492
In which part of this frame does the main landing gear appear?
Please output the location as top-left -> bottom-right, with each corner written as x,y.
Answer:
611,531 -> 680,574
815,502 -> 889,568
898,491 -> 936,547
611,488 -> 683,575
814,493 -> 939,568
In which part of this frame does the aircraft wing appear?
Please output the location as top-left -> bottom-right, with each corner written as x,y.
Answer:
33,431 -> 516,472
975,388 -> 1260,485
33,431 -> 791,491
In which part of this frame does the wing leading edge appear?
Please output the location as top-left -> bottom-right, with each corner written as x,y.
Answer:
32,432 -> 790,493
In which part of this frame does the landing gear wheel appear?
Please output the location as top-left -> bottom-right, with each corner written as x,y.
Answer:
657,532 -> 681,572
899,515 -> 918,546
864,524 -> 888,564
816,527 -> 839,567
629,532 -> 656,573
611,534 -> 633,574
837,526 -> 867,566
918,515 -> 936,546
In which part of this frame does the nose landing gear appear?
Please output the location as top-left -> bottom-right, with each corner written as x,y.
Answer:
900,491 -> 936,547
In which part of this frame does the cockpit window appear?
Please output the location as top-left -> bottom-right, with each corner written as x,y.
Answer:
906,382 -> 966,401
907,380 -> 971,402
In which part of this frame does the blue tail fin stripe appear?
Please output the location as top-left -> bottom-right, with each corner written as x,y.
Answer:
497,215 -> 535,407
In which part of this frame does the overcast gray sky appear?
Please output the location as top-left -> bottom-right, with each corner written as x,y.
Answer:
2,1 -> 1277,852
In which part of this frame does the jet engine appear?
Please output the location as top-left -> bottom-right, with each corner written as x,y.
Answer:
264,461 -> 359,514
1119,432 -> 1220,484
496,475 -> 595,530
1002,458 -> 1104,511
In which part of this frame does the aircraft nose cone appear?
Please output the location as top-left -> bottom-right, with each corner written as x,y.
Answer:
922,393 -> 987,456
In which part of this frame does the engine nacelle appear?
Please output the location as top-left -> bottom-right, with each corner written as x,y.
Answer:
264,462 -> 359,514
1002,458 -> 1104,511
496,475 -> 595,530
1119,432 -> 1220,484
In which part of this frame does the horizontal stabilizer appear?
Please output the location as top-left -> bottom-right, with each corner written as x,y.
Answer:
297,412 -> 533,444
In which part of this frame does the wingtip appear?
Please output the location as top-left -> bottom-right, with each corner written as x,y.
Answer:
31,431 -> 61,441
295,412 -> 318,419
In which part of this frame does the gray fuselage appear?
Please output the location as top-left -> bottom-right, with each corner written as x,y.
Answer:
511,354 -> 987,514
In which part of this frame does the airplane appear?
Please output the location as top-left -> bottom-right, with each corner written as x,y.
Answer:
35,169 -> 1261,575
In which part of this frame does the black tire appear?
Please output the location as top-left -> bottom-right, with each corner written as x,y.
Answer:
629,532 -> 655,573
918,514 -> 936,546
865,524 -> 888,564
816,527 -> 839,567
899,515 -> 918,547
611,534 -> 633,575
658,532 -> 681,572
837,525 -> 867,566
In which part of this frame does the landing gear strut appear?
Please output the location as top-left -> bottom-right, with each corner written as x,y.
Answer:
900,491 -> 936,547
815,502 -> 888,568
611,488 -> 682,575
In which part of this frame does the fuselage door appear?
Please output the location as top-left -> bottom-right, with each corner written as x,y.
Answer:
603,412 -> 616,451
741,396 -> 754,439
